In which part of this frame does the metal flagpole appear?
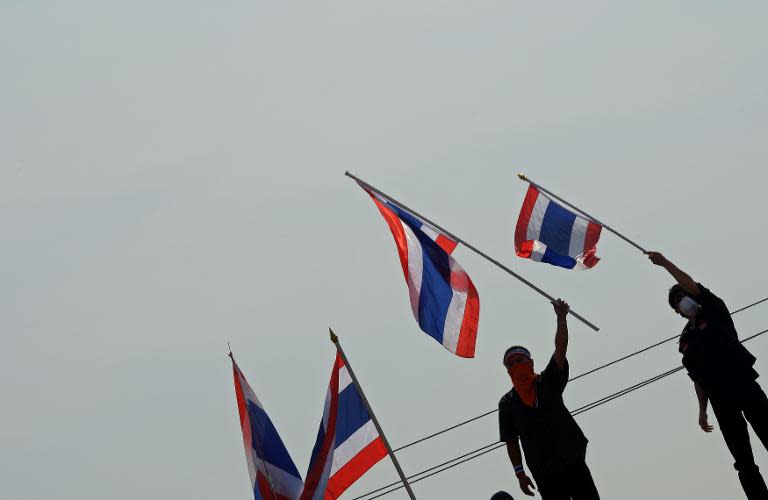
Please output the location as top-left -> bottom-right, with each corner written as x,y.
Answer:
517,173 -> 647,254
329,328 -> 418,500
345,171 -> 600,332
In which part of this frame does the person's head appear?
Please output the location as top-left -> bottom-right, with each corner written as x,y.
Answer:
490,491 -> 514,500
668,284 -> 700,319
503,346 -> 533,371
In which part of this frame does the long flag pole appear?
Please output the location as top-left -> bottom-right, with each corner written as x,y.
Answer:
517,173 -> 647,254
345,171 -> 600,332
329,328 -> 418,500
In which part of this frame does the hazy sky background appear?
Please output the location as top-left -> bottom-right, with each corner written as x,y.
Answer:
2,2 -> 767,499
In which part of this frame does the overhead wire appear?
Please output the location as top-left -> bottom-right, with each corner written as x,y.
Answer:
391,296 -> 768,454
352,326 -> 768,499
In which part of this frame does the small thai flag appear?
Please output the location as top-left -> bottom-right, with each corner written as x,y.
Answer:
300,353 -> 388,500
515,184 -> 602,269
231,356 -> 304,500
358,183 -> 480,358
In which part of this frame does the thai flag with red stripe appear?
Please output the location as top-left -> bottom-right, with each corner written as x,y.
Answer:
358,183 -> 480,358
515,184 -> 602,270
231,356 -> 304,500
300,353 -> 388,500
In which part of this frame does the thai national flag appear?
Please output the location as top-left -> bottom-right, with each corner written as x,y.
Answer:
300,352 -> 388,500
515,184 -> 602,270
359,184 -> 480,358
231,356 -> 304,500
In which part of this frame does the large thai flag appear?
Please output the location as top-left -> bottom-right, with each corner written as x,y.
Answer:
359,184 -> 480,358
300,352 -> 388,500
515,184 -> 602,270
231,356 -> 304,500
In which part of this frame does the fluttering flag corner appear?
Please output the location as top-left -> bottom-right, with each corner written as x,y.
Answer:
231,355 -> 304,500
355,181 -> 480,358
515,184 -> 603,270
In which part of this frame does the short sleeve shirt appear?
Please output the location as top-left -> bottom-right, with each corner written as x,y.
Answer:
498,356 -> 588,477
679,284 -> 758,394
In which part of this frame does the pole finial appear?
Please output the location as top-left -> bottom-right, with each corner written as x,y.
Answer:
329,328 -> 339,344
517,173 -> 529,182
227,341 -> 233,359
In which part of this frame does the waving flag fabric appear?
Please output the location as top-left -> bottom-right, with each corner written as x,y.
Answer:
359,184 -> 480,358
301,352 -> 387,500
515,184 -> 603,270
231,356 -> 304,500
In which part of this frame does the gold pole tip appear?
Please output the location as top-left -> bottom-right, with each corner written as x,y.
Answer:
517,173 -> 528,181
329,328 -> 339,343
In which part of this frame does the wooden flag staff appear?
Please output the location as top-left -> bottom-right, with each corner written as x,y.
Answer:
346,171 -> 600,332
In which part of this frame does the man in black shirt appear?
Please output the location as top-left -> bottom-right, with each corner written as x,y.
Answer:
649,251 -> 768,499
498,299 -> 600,500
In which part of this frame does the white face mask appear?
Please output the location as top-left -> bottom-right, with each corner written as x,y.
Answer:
678,296 -> 700,317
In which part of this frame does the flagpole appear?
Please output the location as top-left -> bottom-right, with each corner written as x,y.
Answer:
329,328 -> 418,500
345,171 -> 600,332
517,173 -> 647,254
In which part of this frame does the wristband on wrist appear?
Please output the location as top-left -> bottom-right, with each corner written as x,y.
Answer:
514,465 -> 525,476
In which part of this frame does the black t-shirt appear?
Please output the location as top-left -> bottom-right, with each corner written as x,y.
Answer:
498,356 -> 588,477
678,284 -> 758,395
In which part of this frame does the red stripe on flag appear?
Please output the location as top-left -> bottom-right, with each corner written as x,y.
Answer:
435,234 -> 458,255
517,240 -> 534,259
455,276 -> 480,358
514,185 -> 540,256
583,222 -> 602,254
325,438 -> 388,499
367,191 -> 410,280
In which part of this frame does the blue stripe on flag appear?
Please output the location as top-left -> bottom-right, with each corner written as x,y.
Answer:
541,248 -> 577,269
246,401 -> 302,477
335,383 -> 372,447
538,202 -> 577,257
386,201 -> 453,344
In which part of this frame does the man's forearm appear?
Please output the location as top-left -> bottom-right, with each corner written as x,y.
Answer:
506,440 -> 524,470
554,315 -> 568,367
694,381 -> 709,412
661,259 -> 698,296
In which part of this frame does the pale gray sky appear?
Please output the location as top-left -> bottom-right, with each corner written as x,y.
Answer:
2,2 -> 767,499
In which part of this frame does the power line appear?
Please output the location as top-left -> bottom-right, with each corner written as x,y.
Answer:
353,327 -> 768,499
391,296 -> 768,454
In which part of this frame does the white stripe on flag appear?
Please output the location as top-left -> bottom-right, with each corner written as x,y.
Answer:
401,221 -> 424,320
255,459 -> 305,498
568,217 -> 588,258
526,194 -> 550,242
338,365 -> 353,394
419,224 -> 439,242
530,241 -> 547,262
442,260 -> 469,353
330,420 -> 379,476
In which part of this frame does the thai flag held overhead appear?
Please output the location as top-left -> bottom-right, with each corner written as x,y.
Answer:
358,183 -> 480,358
515,184 -> 603,270
231,355 -> 304,500
300,352 -> 388,500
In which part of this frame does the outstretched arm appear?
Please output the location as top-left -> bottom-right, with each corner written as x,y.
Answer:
506,440 -> 536,497
553,299 -> 570,369
646,251 -> 699,297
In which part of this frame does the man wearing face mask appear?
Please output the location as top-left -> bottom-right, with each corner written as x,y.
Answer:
648,251 -> 768,499
498,299 -> 600,500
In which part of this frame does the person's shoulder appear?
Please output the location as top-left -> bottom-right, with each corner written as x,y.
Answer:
499,389 -> 517,408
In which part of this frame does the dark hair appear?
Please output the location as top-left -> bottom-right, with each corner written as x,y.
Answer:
668,284 -> 685,309
503,345 -> 530,365
491,492 -> 514,500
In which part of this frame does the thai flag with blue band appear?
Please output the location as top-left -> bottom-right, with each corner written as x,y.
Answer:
231,356 -> 304,500
300,352 -> 387,500
515,185 -> 602,270
358,183 -> 480,358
